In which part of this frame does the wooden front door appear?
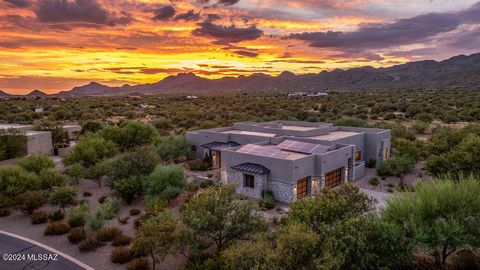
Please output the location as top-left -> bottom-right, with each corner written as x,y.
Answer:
325,168 -> 342,189
212,150 -> 221,169
296,178 -> 308,199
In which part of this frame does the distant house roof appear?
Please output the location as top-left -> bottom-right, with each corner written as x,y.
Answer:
201,141 -> 241,151
232,163 -> 271,175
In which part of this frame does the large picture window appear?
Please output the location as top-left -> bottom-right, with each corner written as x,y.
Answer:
244,174 -> 255,188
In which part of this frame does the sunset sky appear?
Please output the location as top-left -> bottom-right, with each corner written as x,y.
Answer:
1,0 -> 480,94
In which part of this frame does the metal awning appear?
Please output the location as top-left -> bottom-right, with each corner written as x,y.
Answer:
231,163 -> 271,175
202,141 -> 241,151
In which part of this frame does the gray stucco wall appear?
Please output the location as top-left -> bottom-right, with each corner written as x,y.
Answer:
26,132 -> 53,155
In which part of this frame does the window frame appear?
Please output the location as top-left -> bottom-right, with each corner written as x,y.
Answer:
244,174 -> 255,188
355,151 -> 362,162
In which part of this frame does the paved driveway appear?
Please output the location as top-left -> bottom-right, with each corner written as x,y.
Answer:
360,188 -> 393,211
0,230 -> 93,270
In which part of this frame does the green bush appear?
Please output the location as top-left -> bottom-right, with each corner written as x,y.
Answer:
44,221 -> 70,235
18,191 -> 45,215
160,186 -> 182,201
48,209 -> 65,221
78,236 -> 104,252
113,177 -> 142,204
63,135 -> 118,168
143,165 -> 186,202
68,227 -> 87,244
49,186 -> 76,209
30,210 -> 48,224
369,177 -> 380,186
188,160 -> 210,171
366,159 -> 376,168
38,169 -> 65,190
260,192 -> 275,210
111,247 -> 134,264
96,197 -> 120,220
96,226 -> 123,242
88,215 -> 104,231
126,258 -> 150,270
17,154 -> 54,174
0,166 -> 40,197
68,204 -> 89,227
0,129 -> 27,160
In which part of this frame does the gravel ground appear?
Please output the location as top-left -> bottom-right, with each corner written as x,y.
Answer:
0,179 -> 186,270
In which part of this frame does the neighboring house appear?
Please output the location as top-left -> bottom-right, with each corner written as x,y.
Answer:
0,124 -> 82,157
187,121 -> 391,203
0,124 -> 53,156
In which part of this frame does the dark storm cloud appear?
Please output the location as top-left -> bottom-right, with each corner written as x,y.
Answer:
289,1 -> 480,55
290,13 -> 460,50
3,0 -> 30,8
35,0 -> 132,26
152,5 -> 176,21
174,10 -> 200,21
193,20 -> 263,43
234,50 -> 258,57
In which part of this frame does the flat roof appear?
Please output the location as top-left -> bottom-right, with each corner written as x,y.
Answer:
236,144 -> 308,160
0,124 -> 33,130
311,131 -> 360,141
222,129 -> 276,137
281,125 -> 318,131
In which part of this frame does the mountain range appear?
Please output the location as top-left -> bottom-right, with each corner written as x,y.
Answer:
2,52 -> 480,97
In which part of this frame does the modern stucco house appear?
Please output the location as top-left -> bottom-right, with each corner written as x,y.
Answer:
187,121 -> 391,203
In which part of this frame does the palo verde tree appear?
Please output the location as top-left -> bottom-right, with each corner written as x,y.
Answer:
132,210 -> 184,270
383,176 -> 480,270
182,184 -> 261,251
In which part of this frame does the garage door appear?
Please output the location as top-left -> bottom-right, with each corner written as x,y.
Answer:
325,168 -> 342,189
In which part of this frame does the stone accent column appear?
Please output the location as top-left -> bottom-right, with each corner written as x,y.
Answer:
320,175 -> 326,192
312,176 -> 321,196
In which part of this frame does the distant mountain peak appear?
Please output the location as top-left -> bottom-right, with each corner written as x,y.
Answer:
26,89 -> 48,97
49,51 -> 480,96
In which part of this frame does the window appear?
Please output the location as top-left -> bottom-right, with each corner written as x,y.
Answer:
244,174 -> 255,188
297,178 -> 308,199
355,151 -> 362,162
325,168 -> 342,189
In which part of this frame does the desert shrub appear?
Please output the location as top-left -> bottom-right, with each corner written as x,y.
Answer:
82,191 -> 92,197
334,117 -> 369,128
68,227 -> 87,244
114,121 -> 158,151
38,169 -> 65,190
68,204 -> 89,227
88,215 -> 104,231
366,159 -> 376,168
18,191 -> 45,214
113,177 -> 142,204
48,209 -> 65,221
0,166 -> 40,197
63,134 -> 118,168
129,208 -> 141,216
369,176 -> 380,186
143,165 -> 186,202
112,234 -> 132,247
78,236 -> 104,252
96,226 -> 123,242
0,208 -> 11,217
160,186 -> 182,201
49,186 -> 76,209
188,160 -> 210,171
200,179 -> 216,189
118,216 -> 130,224
17,154 -> 54,174
133,215 -> 146,230
156,135 -> 194,162
30,210 -> 48,224
96,197 -> 120,220
126,258 -> 150,270
44,221 -> 70,235
260,192 -> 275,210
111,247 -> 134,264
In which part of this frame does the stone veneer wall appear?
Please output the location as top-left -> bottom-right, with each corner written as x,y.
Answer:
226,171 -> 265,200
268,180 -> 295,203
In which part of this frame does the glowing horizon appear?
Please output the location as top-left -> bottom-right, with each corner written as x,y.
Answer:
1,0 -> 479,94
